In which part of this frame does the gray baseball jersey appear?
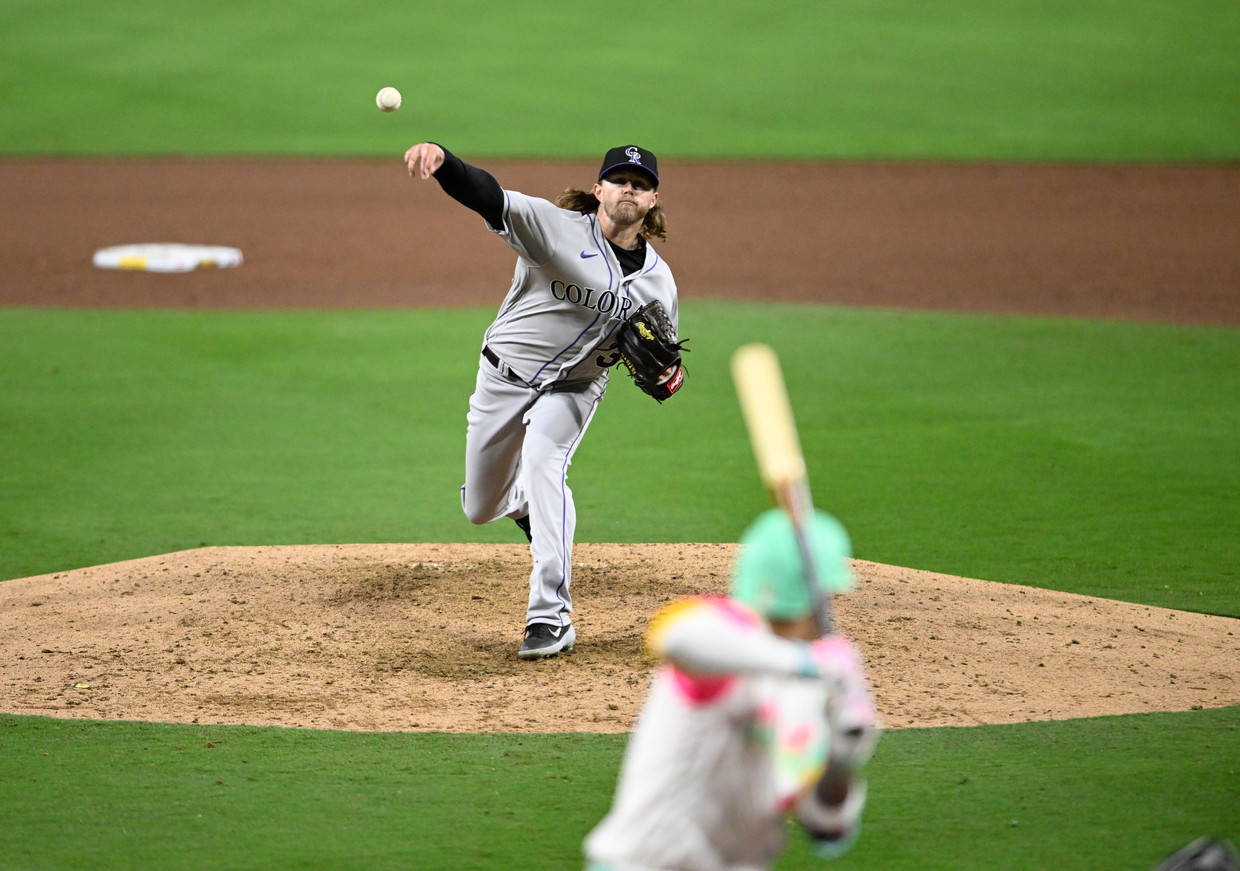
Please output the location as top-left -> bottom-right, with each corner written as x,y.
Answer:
460,186 -> 679,632
481,191 -> 679,387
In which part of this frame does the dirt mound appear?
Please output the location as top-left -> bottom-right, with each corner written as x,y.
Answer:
2,544 -> 1236,732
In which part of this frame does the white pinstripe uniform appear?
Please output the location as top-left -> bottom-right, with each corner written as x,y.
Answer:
583,598 -> 840,871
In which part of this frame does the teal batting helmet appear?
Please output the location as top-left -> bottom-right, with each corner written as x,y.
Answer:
730,508 -> 854,621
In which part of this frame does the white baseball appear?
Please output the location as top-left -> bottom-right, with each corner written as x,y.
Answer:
376,86 -> 402,112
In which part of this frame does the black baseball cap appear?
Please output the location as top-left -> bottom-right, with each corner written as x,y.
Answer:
599,145 -> 659,189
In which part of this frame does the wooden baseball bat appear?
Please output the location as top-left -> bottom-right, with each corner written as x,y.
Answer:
731,343 -> 835,634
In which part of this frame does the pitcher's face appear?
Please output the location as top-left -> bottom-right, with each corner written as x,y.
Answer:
594,172 -> 658,227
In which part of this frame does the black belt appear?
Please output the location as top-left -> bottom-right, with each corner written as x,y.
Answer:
483,346 -> 525,384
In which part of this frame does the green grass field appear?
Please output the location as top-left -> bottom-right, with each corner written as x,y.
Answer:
2,0 -> 1238,159
2,305 -> 1237,617
2,0 -> 1238,868
2,709 -> 1237,871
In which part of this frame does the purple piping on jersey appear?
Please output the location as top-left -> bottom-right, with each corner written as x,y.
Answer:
643,249 -> 660,275
552,383 -> 607,619
529,213 -> 636,383
586,214 -> 616,289
531,311 -> 603,382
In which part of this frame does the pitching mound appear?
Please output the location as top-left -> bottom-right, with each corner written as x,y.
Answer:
2,543 -> 1236,732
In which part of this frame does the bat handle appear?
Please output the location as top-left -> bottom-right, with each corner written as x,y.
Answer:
776,480 -> 835,636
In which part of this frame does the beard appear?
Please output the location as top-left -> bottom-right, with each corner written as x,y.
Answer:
603,199 -> 645,228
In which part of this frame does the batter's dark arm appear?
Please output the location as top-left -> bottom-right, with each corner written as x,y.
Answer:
431,145 -> 505,229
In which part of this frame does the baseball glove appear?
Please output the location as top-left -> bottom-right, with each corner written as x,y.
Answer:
617,301 -> 687,402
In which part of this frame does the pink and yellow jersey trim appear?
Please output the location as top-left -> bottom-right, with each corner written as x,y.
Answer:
644,596 -> 765,706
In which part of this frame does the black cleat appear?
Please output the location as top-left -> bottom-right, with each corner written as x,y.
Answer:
518,622 -> 576,659
514,514 -> 532,542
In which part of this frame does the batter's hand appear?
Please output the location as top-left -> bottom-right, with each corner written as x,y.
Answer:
405,143 -> 445,180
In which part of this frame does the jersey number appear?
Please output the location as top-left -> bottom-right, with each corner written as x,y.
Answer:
596,345 -> 621,368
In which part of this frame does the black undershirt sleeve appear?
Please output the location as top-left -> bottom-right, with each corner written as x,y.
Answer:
430,144 -> 505,230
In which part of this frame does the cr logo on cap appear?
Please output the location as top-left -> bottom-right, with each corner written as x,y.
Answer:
625,146 -> 643,164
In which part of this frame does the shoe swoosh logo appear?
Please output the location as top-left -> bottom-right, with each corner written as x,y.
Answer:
579,251 -> 599,259
548,626 -> 563,637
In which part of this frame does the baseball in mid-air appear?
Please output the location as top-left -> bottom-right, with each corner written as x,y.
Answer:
376,86 -> 402,112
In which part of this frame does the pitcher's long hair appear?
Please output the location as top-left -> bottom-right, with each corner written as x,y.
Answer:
556,188 -> 667,242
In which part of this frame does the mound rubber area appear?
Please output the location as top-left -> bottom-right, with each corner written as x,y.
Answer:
2,544 -> 1236,733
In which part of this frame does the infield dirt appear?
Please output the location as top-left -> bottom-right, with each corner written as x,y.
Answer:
2,545 -> 1238,733
2,158 -> 1238,732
